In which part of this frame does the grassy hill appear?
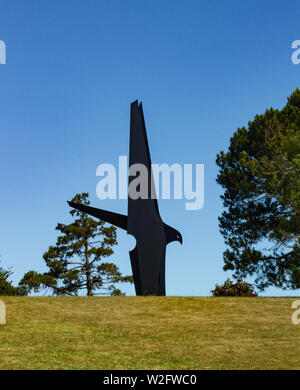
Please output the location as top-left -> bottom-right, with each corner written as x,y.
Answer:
0,296 -> 299,370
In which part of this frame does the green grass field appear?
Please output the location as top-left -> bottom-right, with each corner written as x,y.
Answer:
0,296 -> 299,370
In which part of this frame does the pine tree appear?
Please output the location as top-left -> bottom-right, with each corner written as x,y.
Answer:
20,193 -> 133,296
216,89 -> 300,290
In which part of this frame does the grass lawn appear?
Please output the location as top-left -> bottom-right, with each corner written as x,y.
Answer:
0,296 -> 299,370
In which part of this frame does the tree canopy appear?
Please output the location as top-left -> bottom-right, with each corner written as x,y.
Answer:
20,193 -> 133,296
216,88 -> 300,290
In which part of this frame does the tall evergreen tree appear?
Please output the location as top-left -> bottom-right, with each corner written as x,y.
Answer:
20,193 -> 132,296
216,89 -> 300,290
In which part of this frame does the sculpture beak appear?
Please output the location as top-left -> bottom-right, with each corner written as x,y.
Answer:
175,230 -> 183,245
178,233 -> 183,245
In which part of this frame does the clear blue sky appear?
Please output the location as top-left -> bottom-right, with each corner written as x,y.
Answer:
0,0 -> 299,296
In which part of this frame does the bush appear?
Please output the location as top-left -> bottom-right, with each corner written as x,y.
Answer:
211,278 -> 257,297
0,266 -> 27,296
110,288 -> 126,296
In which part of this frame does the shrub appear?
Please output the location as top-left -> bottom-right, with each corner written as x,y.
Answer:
211,278 -> 258,297
110,288 -> 126,296
0,266 -> 27,296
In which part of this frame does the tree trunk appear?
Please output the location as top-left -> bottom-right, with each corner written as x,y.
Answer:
84,241 -> 93,296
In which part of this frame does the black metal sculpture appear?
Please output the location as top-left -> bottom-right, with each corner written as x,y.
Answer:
68,100 -> 182,295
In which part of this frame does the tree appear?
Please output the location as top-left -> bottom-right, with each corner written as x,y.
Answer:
216,89 -> 300,290
0,264 -> 27,296
20,193 -> 133,296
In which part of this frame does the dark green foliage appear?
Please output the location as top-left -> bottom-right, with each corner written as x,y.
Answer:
211,278 -> 257,297
216,89 -> 300,290
0,266 -> 27,296
20,193 -> 133,296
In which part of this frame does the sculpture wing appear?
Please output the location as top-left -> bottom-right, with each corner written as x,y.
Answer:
67,201 -> 127,230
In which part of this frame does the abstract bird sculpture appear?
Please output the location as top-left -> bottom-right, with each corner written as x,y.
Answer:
68,100 -> 182,295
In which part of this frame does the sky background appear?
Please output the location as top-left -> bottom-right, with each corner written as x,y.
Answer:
0,0 -> 300,296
